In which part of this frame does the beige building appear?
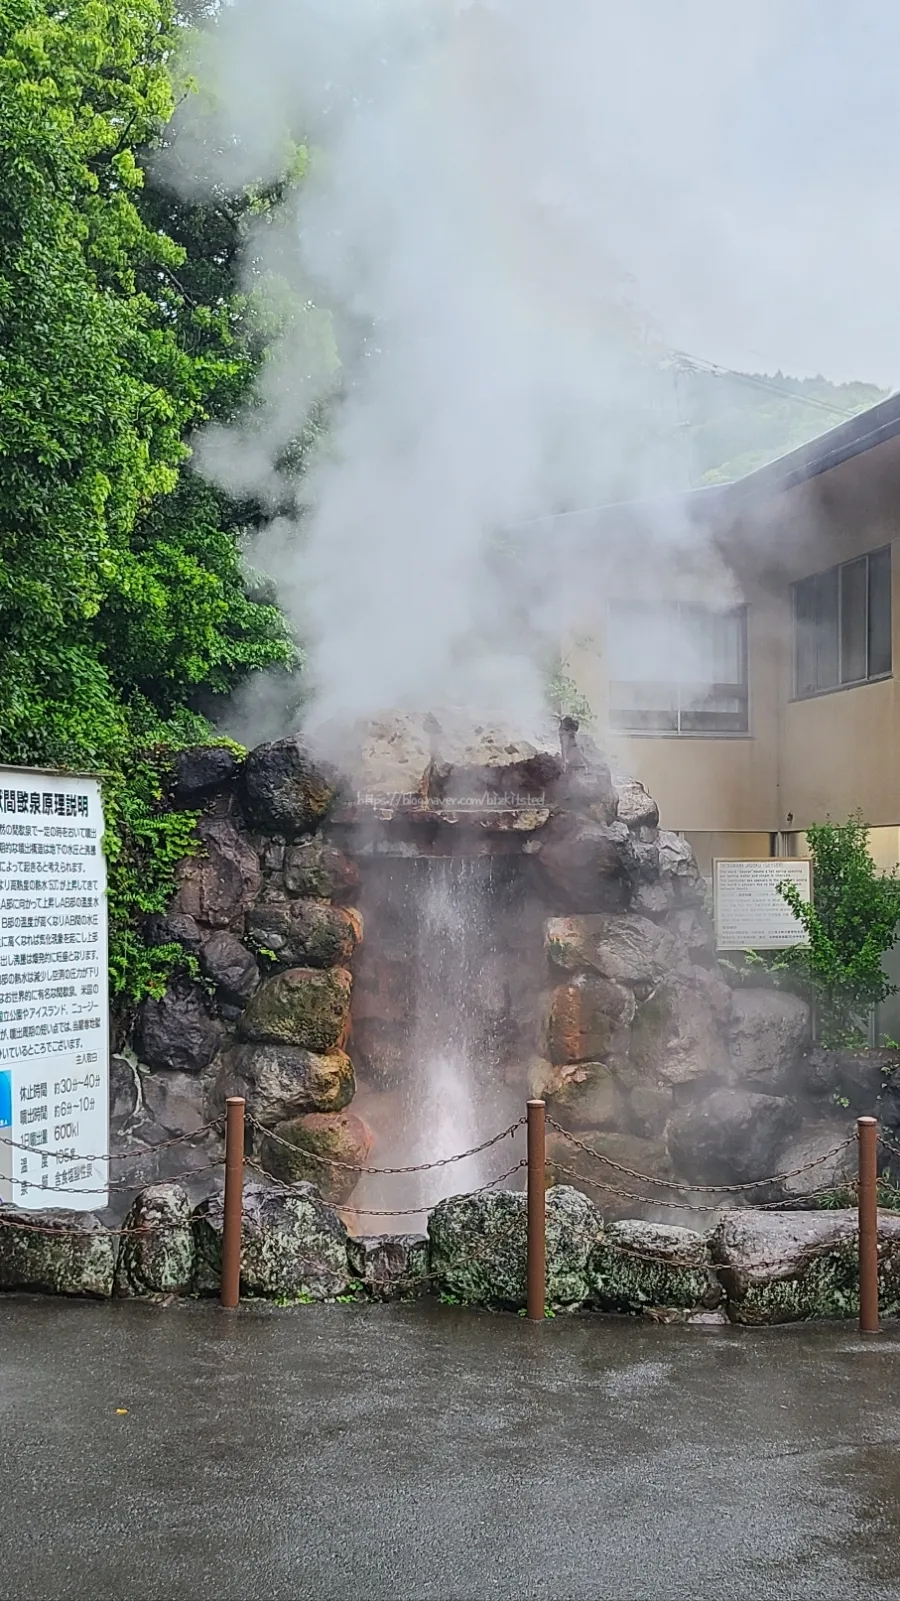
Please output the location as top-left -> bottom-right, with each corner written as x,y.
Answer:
566,392 -> 900,880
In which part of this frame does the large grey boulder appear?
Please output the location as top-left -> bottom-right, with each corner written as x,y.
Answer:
535,815 -> 637,912
213,1041 -> 356,1125
173,744 -> 240,806
427,1184 -> 601,1308
0,1209 -> 114,1297
198,930 -> 260,1005
245,899 -> 361,970
590,1220 -> 722,1314
347,1234 -> 429,1300
665,907 -> 716,962
775,1124 -> 858,1203
547,972 -> 635,1065
667,1087 -> 798,1186
260,1111 -> 372,1205
283,840 -> 359,901
115,1183 -> 195,1299
611,773 -> 659,831
193,1181 -> 349,1301
808,1046 -> 895,1115
546,1128 -> 673,1216
533,1057 -> 626,1130
628,966 -> 733,1088
709,1209 -> 900,1324
239,966 -> 352,1052
545,912 -> 677,987
728,989 -> 811,1094
133,984 -> 223,1075
241,737 -> 338,835
656,831 -> 707,907
140,1067 -> 213,1135
171,817 -> 261,930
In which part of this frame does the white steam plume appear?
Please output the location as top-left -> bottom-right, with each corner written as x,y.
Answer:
166,0 -> 895,737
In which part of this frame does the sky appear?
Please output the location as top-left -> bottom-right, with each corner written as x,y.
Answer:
640,1 -> 900,385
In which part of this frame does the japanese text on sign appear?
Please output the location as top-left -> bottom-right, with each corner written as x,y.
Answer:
0,768 -> 109,1210
714,858 -> 811,952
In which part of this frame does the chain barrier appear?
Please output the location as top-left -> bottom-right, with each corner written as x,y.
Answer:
5,1156 -> 227,1201
248,1115 -> 525,1176
244,1152 -> 527,1216
0,1212 -> 199,1241
878,1131 -> 900,1162
547,1118 -> 856,1195
0,1119 -> 223,1169
551,1158 -> 852,1219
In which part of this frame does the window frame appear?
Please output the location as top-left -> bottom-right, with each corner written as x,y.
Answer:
607,599 -> 750,738
791,545 -> 892,701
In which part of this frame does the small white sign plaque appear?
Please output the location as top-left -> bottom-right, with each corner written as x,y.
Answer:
714,857 -> 811,952
0,768 -> 108,1210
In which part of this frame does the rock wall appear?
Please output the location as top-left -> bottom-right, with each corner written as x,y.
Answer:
105,714 -> 894,1226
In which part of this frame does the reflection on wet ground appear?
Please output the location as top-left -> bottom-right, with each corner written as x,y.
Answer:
3,1298 -> 900,1600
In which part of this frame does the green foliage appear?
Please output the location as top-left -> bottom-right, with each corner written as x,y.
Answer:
102,751 -> 203,1003
676,368 -> 888,486
545,661 -> 595,726
0,0 -> 315,1003
815,1176 -> 900,1212
772,817 -> 900,1046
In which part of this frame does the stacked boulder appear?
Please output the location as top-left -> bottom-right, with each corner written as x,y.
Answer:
4,1178 -> 900,1326
101,717 -> 892,1223
110,737 -> 370,1215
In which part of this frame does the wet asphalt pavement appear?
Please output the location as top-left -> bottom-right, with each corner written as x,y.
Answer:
3,1298 -> 900,1601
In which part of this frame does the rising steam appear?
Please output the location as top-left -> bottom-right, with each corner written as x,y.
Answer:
164,0 -> 896,734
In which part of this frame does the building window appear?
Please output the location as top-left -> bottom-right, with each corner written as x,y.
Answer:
793,546 -> 891,698
608,601 -> 748,734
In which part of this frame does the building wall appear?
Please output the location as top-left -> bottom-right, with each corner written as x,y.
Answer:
567,570 -> 782,833
568,429 -> 900,839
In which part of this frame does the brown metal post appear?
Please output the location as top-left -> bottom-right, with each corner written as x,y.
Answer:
526,1098 -> 546,1321
858,1115 -> 880,1334
221,1096 -> 245,1310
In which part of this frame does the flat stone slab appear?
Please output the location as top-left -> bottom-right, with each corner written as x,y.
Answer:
710,1208 -> 900,1324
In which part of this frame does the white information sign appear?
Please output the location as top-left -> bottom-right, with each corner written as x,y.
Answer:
714,858 -> 812,952
0,768 -> 108,1210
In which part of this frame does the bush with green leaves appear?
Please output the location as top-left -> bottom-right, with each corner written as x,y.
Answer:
771,816 -> 900,1047
0,0 -> 322,1006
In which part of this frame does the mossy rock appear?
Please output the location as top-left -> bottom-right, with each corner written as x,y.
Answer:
0,1209 -> 114,1298
246,901 -> 362,969
239,966 -> 352,1052
591,1220 -> 722,1314
283,841 -> 360,900
427,1184 -> 602,1309
115,1182 -> 195,1299
708,1210 -> 900,1324
213,1042 -> 356,1124
192,1181 -> 348,1301
261,1111 -> 372,1205
241,738 -> 338,836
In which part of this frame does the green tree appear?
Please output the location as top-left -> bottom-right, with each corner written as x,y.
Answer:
0,0 -> 311,1002
775,817 -> 900,1046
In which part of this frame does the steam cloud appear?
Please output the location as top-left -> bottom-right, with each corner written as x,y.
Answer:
167,0 -> 896,739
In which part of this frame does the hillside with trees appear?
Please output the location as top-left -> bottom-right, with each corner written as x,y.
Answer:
675,365 -> 887,486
